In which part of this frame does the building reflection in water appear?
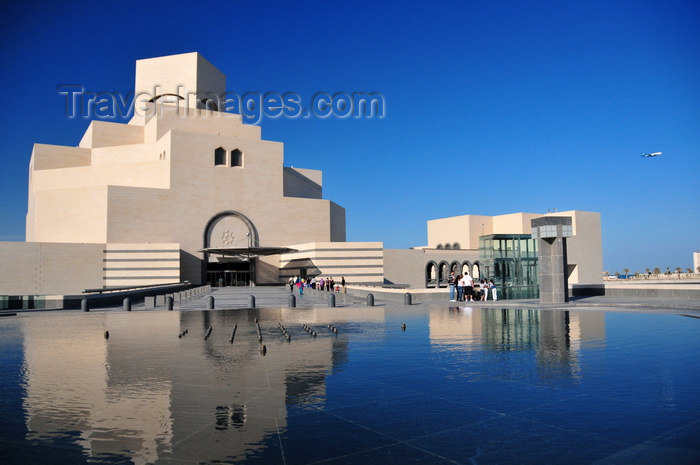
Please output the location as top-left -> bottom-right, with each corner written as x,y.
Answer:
431,307 -> 606,382
18,307 -> 605,463
21,312 -> 175,464
19,308 -> 384,464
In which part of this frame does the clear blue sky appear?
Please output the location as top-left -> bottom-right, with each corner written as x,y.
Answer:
1,0 -> 698,274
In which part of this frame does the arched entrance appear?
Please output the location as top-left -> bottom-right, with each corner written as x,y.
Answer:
425,261 -> 438,288
472,261 -> 482,279
202,211 -> 259,287
437,261 -> 450,288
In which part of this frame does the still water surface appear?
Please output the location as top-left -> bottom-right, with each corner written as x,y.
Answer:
0,307 -> 698,464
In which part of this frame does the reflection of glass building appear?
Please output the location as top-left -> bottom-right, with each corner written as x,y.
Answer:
428,308 -> 606,384
479,234 -> 538,299
480,308 -> 541,351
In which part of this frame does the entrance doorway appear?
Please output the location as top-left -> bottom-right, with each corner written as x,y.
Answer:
207,261 -> 252,287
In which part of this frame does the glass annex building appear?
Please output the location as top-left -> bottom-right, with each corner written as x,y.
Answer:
479,234 -> 539,299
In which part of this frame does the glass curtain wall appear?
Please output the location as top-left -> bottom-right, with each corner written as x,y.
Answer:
479,234 -> 538,299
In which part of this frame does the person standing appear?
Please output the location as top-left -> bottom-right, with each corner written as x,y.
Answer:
448,271 -> 456,302
490,280 -> 498,301
341,277 -> 346,293
464,272 -> 474,301
457,274 -> 465,301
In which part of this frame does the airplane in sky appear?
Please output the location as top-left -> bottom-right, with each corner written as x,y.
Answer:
641,152 -> 662,157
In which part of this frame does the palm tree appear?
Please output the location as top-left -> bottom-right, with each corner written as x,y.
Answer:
653,267 -> 661,275
686,268 -> 693,274
645,268 -> 651,279
666,266 -> 671,276
675,267 -> 682,278
623,268 -> 630,279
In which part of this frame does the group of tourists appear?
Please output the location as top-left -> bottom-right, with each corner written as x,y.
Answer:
288,276 -> 346,295
448,271 -> 498,302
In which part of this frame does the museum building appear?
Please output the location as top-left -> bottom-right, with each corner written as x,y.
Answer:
0,53 -> 603,299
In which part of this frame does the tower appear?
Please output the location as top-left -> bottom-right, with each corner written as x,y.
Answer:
134,52 -> 226,111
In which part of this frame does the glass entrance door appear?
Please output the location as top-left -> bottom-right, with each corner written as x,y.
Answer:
234,271 -> 249,286
207,261 -> 252,287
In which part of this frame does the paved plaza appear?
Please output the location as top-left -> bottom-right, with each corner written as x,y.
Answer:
3,285 -> 698,315
124,286 -> 700,315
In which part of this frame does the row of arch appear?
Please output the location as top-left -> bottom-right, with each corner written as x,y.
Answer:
425,260 -> 482,288
435,243 -> 461,250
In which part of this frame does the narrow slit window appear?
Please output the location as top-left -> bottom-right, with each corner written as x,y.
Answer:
230,149 -> 243,167
215,147 -> 226,166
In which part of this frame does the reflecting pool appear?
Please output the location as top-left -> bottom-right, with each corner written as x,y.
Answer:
1,307 -> 699,464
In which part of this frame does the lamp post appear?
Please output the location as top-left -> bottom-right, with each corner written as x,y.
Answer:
246,232 -> 251,286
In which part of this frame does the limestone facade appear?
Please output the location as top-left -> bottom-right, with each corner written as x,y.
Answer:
280,242 -> 384,286
21,52 -> 345,290
385,210 -> 603,290
0,52 -> 604,298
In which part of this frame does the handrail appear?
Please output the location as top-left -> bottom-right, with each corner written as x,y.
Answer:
82,282 -> 189,294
